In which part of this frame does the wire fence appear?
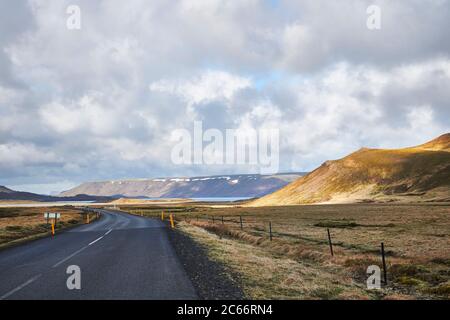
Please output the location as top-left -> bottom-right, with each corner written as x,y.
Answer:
125,209 -> 390,259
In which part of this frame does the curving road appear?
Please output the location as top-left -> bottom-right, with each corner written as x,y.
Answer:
0,210 -> 198,300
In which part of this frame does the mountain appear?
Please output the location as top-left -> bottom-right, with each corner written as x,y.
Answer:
0,186 -> 113,202
251,134 -> 450,206
0,186 -> 14,193
60,173 -> 305,198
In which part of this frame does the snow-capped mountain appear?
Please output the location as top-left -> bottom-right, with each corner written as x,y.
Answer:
60,173 -> 305,198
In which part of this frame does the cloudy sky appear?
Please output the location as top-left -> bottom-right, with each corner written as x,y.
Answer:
1,0 -> 450,194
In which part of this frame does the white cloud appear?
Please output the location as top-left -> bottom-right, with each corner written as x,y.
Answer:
275,59 -> 450,169
149,70 -> 251,106
0,143 -> 60,167
39,94 -> 121,135
407,106 -> 434,131
0,0 -> 449,190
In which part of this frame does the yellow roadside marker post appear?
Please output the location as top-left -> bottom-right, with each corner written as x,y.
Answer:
170,214 -> 175,229
161,211 -> 164,220
86,213 -> 90,224
51,222 -> 55,237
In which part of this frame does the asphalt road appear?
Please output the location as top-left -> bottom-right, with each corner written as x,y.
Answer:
0,210 -> 198,300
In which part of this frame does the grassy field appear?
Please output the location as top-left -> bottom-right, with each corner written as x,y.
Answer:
122,203 -> 450,300
0,206 -> 92,249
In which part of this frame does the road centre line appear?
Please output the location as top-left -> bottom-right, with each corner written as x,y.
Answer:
52,245 -> 89,268
0,274 -> 42,300
52,229 -> 113,268
88,236 -> 104,246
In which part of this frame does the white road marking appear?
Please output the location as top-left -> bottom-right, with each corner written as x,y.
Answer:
52,229 -> 113,268
52,246 -> 89,268
88,236 -> 104,246
0,274 -> 42,300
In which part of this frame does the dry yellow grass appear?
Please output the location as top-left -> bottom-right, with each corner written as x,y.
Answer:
0,206 -> 90,247
178,222 -> 371,299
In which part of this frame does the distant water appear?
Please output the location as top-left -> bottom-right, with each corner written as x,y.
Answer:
0,197 -> 252,208
54,200 -> 96,203
0,200 -> 99,208
140,197 -> 252,202
191,197 -> 252,202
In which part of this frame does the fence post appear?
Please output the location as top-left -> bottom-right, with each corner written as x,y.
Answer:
327,228 -> 334,256
269,222 -> 273,241
240,215 -> 243,230
381,242 -> 388,285
170,214 -> 175,229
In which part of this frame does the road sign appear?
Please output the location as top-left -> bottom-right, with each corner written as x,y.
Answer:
44,213 -> 61,219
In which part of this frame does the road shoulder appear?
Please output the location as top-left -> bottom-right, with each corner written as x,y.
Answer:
168,223 -> 245,300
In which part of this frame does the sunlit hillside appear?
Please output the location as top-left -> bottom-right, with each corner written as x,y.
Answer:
251,134 -> 450,206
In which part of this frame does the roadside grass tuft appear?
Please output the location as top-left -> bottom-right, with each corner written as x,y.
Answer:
5,225 -> 25,231
397,276 -> 425,287
310,287 -> 344,300
314,221 -> 360,229
314,221 -> 396,229
431,257 -> 450,266
425,281 -> 450,297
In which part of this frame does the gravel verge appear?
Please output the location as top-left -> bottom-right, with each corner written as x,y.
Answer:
168,227 -> 246,300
